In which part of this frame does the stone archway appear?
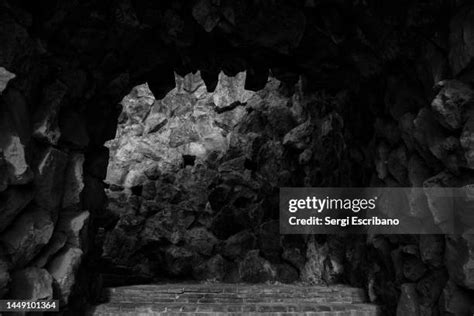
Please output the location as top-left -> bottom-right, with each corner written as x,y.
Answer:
0,0 -> 473,314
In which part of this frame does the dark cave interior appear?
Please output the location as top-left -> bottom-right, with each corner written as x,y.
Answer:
0,0 -> 474,315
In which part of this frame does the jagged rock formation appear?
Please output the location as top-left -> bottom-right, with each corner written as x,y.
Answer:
102,72 -> 309,284
0,0 -> 473,314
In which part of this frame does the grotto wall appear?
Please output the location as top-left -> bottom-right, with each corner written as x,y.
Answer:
0,0 -> 474,314
101,71 -> 326,285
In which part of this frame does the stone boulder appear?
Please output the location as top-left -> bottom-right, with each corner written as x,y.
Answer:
461,104 -> 474,169
238,250 -> 276,283
102,225 -> 139,267
140,206 -> 195,245
62,153 -> 84,210
396,283 -> 421,316
423,171 -> 458,233
413,109 -> 463,171
387,145 -> 408,184
184,227 -> 218,256
0,207 -> 54,267
31,232 -> 67,268
419,235 -> 444,268
33,81 -> 68,145
164,246 -> 194,277
403,256 -> 427,282
0,186 -> 34,232
301,237 -> 344,285
282,119 -> 312,150
275,263 -> 299,283
439,280 -> 474,316
431,80 -> 473,130
192,254 -> 227,281
34,147 -> 68,213
282,247 -> 306,271
0,67 -> 15,94
56,211 -> 90,249
0,134 -> 32,185
416,269 -> 449,311
46,247 -> 83,305
220,230 -> 257,260
10,267 -> 53,300
445,231 -> 474,290
212,71 -> 254,111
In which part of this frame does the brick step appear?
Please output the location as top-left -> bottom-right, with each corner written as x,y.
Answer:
92,302 -> 381,315
102,284 -> 368,304
91,283 -> 381,316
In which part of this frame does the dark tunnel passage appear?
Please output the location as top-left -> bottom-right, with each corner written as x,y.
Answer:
0,0 -> 473,315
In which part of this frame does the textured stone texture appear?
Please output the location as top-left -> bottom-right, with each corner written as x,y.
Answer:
62,153 -> 85,210
33,81 -> 68,145
396,283 -> 420,316
0,67 -> 15,94
47,247 -> 83,305
33,147 -> 68,213
92,283 -> 378,315
449,6 -> 474,75
0,259 -> 9,298
56,211 -> 90,249
0,1 -> 474,314
0,186 -> 34,232
0,207 -> 54,267
445,231 -> 474,290
10,267 -> 53,300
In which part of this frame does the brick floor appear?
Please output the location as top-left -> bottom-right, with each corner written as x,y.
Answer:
90,283 -> 381,315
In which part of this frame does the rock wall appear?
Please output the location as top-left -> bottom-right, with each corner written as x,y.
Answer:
101,71 -> 314,284
0,0 -> 474,314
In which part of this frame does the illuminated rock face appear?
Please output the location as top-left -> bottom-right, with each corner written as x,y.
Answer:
105,71 -> 253,188
102,72 -> 306,284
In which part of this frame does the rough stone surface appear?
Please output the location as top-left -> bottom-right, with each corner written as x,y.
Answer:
33,81 -> 68,145
461,104 -> 474,169
221,230 -> 257,260
396,283 -> 420,316
62,153 -> 85,210
0,186 -> 34,232
445,231 -> 474,290
0,207 -> 54,267
56,211 -> 90,249
0,67 -> 15,94
439,280 -> 474,316
0,134 -> 32,185
47,247 -> 83,305
1,1 -> 474,314
449,5 -> 474,75
192,254 -> 227,281
10,267 -> 53,300
31,232 -> 68,268
0,259 -> 9,298
238,250 -> 276,283
34,147 -> 68,213
431,80 -> 474,130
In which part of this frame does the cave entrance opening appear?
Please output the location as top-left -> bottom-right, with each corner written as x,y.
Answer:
96,70 -> 323,287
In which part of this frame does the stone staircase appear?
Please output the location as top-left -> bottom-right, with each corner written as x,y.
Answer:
90,283 -> 381,315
